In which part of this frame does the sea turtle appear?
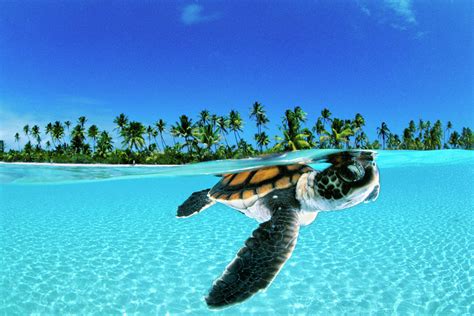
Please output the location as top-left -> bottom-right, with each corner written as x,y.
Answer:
176,152 -> 380,308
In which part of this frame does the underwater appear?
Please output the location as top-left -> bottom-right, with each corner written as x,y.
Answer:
1,150 -> 473,314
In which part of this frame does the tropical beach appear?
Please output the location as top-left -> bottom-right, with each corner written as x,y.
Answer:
1,106 -> 472,165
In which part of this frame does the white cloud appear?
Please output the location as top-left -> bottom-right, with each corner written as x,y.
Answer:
357,0 -> 418,31
181,4 -> 219,25
384,0 -> 416,24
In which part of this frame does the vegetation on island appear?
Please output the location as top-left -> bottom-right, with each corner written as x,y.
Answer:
1,103 -> 473,164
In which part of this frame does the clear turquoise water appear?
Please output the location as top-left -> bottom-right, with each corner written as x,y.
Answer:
1,150 -> 473,315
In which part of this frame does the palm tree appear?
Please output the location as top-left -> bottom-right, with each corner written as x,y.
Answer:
409,120 -> 417,134
210,114 -> 219,128
274,130 -> 310,151
402,128 -> 414,149
460,127 -> 473,149
96,131 -> 114,158
31,125 -> 41,149
429,120 -> 443,150
229,110 -> 243,145
445,121 -> 452,148
173,115 -> 194,152
14,132 -> 20,150
250,102 -> 269,132
377,122 -> 390,150
64,120 -> 72,145
198,110 -> 210,127
45,141 -> 51,150
88,124 -> 99,152
320,108 -> 332,127
276,107 -> 311,151
121,121 -> 146,151
255,131 -> 270,151
23,124 -> 30,142
320,118 -> 353,149
195,124 -> 220,151
45,122 -> 53,145
216,116 -> 230,147
145,125 -> 157,150
155,119 -> 167,149
355,131 -> 369,149
78,116 -> 87,128
52,121 -> 65,147
114,113 -> 129,145
313,118 -> 326,148
170,125 -> 180,145
387,133 -> 402,150
293,106 -> 307,123
71,124 -> 86,153
352,113 -> 365,147
449,131 -> 460,148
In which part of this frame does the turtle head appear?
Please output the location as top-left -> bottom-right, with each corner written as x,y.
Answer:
308,156 -> 380,211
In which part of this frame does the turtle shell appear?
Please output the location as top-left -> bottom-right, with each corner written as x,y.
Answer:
209,164 -> 313,202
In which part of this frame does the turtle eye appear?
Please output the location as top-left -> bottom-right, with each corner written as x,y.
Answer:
338,162 -> 365,182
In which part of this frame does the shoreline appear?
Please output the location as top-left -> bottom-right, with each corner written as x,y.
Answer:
0,161 -> 178,168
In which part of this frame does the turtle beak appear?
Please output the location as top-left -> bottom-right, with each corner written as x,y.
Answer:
364,185 -> 380,203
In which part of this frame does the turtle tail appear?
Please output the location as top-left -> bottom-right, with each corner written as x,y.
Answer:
177,189 -> 215,218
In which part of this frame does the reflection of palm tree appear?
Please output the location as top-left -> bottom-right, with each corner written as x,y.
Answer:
377,122 -> 390,150
14,132 -> 20,150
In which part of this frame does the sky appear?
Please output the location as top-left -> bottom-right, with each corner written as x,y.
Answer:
0,0 -> 472,148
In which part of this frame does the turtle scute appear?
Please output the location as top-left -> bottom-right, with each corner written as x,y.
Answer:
209,164 -> 313,202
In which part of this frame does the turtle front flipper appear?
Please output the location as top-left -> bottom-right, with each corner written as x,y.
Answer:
177,189 -> 215,218
205,207 -> 300,308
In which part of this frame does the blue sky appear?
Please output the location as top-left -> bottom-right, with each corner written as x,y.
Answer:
0,1 -> 472,148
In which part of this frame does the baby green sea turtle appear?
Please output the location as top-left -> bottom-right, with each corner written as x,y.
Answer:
176,153 -> 380,308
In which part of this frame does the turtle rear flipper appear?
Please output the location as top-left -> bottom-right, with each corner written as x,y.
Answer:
205,206 -> 300,308
177,189 -> 215,218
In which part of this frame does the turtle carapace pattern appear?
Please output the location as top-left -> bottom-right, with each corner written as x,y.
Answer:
176,154 -> 380,308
